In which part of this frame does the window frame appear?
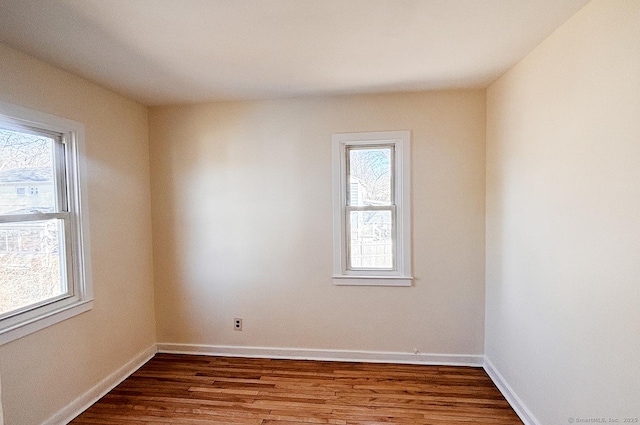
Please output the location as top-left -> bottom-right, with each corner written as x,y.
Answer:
332,131 -> 412,286
0,101 -> 92,346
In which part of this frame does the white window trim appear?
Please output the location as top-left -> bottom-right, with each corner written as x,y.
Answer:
0,101 -> 93,346
332,131 -> 412,286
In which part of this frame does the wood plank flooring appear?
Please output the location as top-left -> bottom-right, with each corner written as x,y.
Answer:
71,354 -> 523,425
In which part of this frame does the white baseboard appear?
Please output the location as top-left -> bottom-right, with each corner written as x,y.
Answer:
156,343 -> 484,367
483,357 -> 540,425
43,344 -> 157,425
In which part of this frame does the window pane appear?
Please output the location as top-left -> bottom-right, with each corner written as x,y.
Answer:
0,219 -> 66,316
348,147 -> 392,206
349,210 -> 393,269
0,128 -> 56,215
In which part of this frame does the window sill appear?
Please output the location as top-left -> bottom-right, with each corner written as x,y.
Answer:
0,299 -> 93,346
332,276 -> 413,287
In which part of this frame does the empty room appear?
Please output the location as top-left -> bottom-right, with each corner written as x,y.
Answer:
0,0 -> 638,424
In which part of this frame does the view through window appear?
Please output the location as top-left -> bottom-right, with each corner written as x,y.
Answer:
347,146 -> 394,269
0,127 -> 68,317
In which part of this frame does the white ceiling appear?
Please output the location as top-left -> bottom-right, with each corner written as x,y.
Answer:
0,0 -> 590,106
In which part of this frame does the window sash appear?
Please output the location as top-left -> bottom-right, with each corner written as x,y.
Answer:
345,144 -> 395,207
0,216 -> 75,322
0,123 -> 68,216
345,205 -> 396,271
0,224 -> 74,324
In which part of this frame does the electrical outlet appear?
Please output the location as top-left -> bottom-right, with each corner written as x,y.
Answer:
234,318 -> 243,331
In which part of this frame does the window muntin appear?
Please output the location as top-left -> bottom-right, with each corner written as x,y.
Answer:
332,131 -> 412,286
0,101 -> 92,345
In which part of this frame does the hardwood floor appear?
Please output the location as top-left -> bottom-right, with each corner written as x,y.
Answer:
71,354 -> 523,424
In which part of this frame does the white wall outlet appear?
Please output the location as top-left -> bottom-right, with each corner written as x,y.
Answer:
234,318 -> 243,331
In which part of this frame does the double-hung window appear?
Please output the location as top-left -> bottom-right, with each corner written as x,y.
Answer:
0,101 -> 92,345
332,131 -> 412,286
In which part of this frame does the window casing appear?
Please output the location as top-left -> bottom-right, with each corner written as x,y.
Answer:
332,131 -> 412,286
0,101 -> 92,345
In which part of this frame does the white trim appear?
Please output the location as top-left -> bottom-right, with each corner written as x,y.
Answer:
331,130 -> 412,286
332,276 -> 412,286
0,300 -> 92,346
157,343 -> 483,367
42,344 -> 157,425
483,357 -> 541,425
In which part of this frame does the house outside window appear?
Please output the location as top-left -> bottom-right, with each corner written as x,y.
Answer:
332,131 -> 412,286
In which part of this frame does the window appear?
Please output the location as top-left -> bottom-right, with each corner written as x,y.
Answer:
0,101 -> 92,345
332,131 -> 412,286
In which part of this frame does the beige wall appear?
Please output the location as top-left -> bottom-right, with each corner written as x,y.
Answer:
0,43 -> 156,425
486,0 -> 640,423
0,371 -> 3,425
149,91 -> 486,355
